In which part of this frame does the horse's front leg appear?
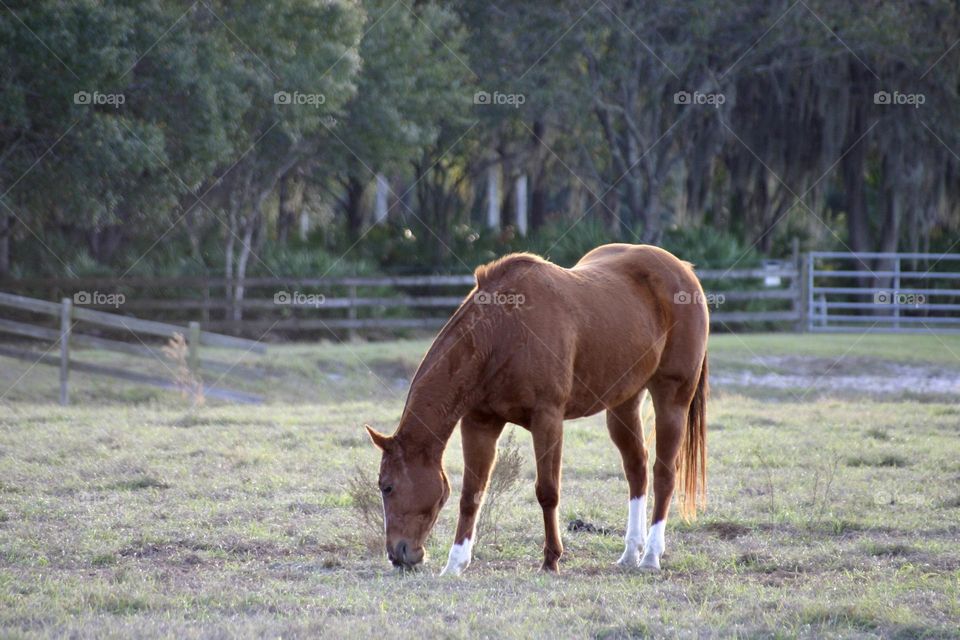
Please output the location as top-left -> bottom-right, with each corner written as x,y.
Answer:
531,408 -> 565,572
440,413 -> 504,576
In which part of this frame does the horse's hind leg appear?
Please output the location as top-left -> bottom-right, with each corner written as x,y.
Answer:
641,377 -> 697,570
531,407 -> 565,572
606,392 -> 649,568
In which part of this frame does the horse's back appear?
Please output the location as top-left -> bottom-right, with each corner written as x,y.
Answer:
472,244 -> 707,418
574,243 -> 698,291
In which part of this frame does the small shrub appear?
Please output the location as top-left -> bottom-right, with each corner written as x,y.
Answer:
346,460 -> 384,553
162,332 -> 204,406
91,553 -> 118,567
108,475 -> 169,491
846,454 -> 909,468
861,542 -> 914,557
476,430 -> 525,546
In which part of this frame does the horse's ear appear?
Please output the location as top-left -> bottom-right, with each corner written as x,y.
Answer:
365,424 -> 392,451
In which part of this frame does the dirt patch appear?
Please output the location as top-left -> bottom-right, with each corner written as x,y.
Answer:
703,521 -> 751,539
712,355 -> 960,397
287,501 -> 325,515
106,475 -> 170,491
567,519 -> 619,536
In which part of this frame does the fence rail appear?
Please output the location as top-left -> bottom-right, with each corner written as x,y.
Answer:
0,262 -> 805,337
0,292 -> 265,403
3,250 -> 958,339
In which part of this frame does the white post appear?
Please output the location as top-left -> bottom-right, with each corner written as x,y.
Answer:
375,173 -> 389,224
299,212 -> 309,240
486,166 -> 500,230
893,255 -> 901,329
515,174 -> 528,236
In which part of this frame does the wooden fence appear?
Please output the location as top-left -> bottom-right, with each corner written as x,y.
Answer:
0,292 -> 265,404
0,262 -> 805,337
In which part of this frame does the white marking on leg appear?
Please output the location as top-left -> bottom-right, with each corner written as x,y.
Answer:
440,537 -> 473,576
617,496 -> 646,567
639,520 -> 665,571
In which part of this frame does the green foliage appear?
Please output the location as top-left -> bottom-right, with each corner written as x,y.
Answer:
332,0 -> 471,173
2,0 -> 959,281
527,217 -> 618,267
660,226 -> 762,269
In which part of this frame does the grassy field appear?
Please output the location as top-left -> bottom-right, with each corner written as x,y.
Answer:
1,333 -> 959,638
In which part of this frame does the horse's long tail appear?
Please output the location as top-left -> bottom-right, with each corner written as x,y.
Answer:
679,353 -> 708,520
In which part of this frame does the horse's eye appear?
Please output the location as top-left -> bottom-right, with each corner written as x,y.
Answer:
381,485 -> 393,496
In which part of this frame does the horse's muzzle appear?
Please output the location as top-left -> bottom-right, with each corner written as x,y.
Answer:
387,539 -> 424,569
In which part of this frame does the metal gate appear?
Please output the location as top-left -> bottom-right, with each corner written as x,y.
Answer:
807,251 -> 960,333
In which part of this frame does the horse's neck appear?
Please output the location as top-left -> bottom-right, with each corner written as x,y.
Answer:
395,312 -> 485,458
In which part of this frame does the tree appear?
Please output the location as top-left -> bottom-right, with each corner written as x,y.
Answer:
180,0 -> 364,318
320,0 -> 472,242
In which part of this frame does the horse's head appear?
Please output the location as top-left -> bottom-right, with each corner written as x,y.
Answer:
365,424 -> 450,570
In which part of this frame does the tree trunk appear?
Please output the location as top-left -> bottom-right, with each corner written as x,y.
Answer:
641,187 -> 663,245
501,173 -> 515,233
0,215 -> 12,278
278,172 -> 304,245
529,120 -> 548,231
185,208 -> 202,262
345,175 -> 366,240
842,120 -> 871,253
626,173 -> 646,241
232,212 -> 257,323
224,192 -> 240,322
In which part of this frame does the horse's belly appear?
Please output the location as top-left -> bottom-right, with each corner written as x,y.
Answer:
564,361 -> 652,418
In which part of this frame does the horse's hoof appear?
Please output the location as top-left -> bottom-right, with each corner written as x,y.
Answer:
616,552 -> 640,569
440,560 -> 467,577
540,562 -> 560,574
638,555 -> 661,571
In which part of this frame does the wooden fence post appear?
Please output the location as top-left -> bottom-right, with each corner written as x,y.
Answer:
347,285 -> 357,341
202,281 -> 211,324
59,297 -> 72,405
188,321 -> 201,374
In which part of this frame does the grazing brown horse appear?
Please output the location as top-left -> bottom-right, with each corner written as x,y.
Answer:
366,243 -> 708,574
